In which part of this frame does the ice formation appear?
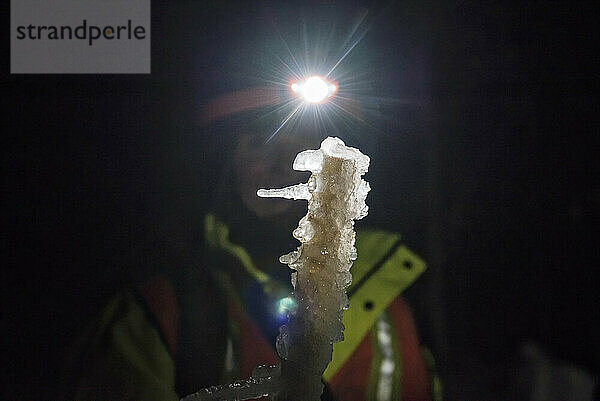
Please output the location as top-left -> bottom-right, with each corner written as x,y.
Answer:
181,137 -> 370,401
259,136 -> 370,401
180,365 -> 281,401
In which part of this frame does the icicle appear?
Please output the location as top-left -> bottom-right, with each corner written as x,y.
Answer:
181,137 -> 370,401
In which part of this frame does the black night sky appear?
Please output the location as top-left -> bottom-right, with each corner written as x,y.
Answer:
3,1 -> 598,400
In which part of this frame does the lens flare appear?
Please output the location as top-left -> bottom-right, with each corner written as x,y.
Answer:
291,76 -> 337,104
258,9 -> 373,143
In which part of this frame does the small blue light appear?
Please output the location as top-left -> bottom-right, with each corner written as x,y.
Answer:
277,297 -> 297,316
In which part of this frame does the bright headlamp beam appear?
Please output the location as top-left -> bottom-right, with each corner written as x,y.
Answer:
291,76 -> 337,104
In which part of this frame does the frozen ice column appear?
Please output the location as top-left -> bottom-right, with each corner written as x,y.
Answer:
179,137 -> 370,401
258,137 -> 370,401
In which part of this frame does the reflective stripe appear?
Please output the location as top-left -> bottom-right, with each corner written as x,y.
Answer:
325,239 -> 426,381
376,315 -> 396,401
221,299 -> 241,382
224,337 -> 235,376
365,311 -> 403,401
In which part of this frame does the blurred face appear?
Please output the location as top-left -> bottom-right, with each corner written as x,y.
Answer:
234,133 -> 315,219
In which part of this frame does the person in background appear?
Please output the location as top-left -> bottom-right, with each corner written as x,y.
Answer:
60,92 -> 440,401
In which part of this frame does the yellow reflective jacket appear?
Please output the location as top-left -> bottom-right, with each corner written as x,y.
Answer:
61,214 -> 441,401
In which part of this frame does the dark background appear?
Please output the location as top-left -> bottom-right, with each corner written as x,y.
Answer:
2,1 -> 598,400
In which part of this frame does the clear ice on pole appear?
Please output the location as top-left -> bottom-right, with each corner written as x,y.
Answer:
181,137 -> 370,401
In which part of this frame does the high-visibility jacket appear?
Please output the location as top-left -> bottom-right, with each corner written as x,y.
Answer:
61,214 -> 441,401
